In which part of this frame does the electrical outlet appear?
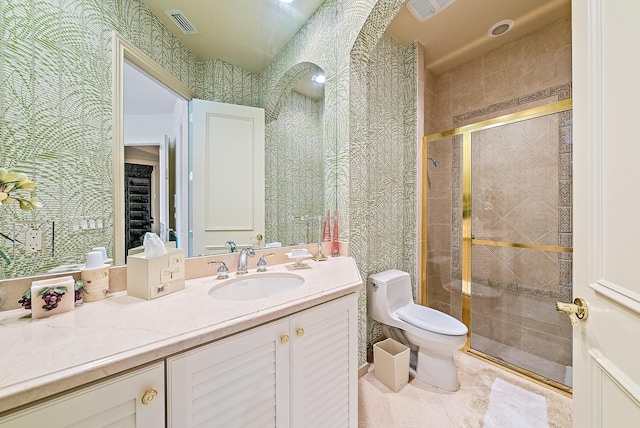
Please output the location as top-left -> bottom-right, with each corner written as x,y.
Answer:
25,229 -> 42,252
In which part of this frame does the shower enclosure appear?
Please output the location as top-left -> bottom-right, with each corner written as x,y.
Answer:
423,100 -> 573,392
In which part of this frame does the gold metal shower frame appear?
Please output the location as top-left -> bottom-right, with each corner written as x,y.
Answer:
420,99 -> 573,395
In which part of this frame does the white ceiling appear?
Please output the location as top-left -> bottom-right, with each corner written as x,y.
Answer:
139,0 -> 326,75
129,0 -> 572,114
139,0 -> 571,77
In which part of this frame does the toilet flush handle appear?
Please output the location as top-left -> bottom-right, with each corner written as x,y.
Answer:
555,297 -> 589,326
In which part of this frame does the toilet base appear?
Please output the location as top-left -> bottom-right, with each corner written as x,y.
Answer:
414,347 -> 460,391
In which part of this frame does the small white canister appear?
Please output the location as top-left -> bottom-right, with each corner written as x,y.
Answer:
81,251 -> 110,302
81,266 -> 109,302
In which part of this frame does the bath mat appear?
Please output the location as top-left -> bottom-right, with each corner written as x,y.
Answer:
484,378 -> 549,427
460,369 -> 572,427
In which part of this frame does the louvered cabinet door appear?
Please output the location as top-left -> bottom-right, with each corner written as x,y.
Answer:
289,295 -> 358,428
167,319 -> 290,428
0,362 -> 164,428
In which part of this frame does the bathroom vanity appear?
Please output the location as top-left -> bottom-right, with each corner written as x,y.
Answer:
0,257 -> 362,427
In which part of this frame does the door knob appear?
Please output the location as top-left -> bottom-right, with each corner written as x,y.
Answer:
555,297 -> 588,326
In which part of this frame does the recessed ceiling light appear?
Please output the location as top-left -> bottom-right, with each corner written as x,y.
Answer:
281,0 -> 294,3
313,74 -> 325,84
488,19 -> 514,37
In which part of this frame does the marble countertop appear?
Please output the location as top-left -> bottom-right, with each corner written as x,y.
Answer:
0,256 -> 362,414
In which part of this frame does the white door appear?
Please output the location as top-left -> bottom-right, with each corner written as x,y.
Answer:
189,100 -> 265,256
572,1 -> 640,426
158,135 -> 170,242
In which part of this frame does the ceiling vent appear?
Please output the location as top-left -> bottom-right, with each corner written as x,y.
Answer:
406,0 -> 456,22
164,10 -> 199,35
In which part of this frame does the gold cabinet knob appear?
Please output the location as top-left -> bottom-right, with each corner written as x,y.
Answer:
296,328 -> 305,337
141,388 -> 158,405
280,334 -> 289,344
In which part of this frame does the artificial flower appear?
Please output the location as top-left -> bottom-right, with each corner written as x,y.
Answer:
1,168 -> 40,264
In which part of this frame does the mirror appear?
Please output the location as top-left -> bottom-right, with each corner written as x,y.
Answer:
114,24 -> 338,264
123,59 -> 329,260
264,63 -> 328,250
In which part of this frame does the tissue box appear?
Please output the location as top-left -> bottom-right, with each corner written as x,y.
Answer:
127,248 -> 185,300
31,276 -> 75,319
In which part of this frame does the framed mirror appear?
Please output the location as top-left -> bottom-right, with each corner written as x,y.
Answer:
118,35 -> 334,263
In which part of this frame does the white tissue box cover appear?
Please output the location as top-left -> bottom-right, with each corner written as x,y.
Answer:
127,248 -> 185,300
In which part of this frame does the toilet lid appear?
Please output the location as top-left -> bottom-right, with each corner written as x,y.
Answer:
396,304 -> 468,336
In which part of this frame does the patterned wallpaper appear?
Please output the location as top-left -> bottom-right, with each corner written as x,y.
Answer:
347,0 -> 417,365
265,90 -> 325,245
1,0 -> 413,367
0,0 -> 259,278
358,35 -> 418,363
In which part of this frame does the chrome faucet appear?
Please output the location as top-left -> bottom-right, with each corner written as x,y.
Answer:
208,260 -> 229,279
256,253 -> 275,272
236,247 -> 255,275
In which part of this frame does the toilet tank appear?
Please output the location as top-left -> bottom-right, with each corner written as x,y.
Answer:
368,270 -> 414,321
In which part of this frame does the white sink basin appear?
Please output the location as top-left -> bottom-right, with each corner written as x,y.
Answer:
208,273 -> 305,301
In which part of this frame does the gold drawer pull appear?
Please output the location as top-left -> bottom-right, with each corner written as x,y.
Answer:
280,334 -> 289,344
141,388 -> 158,405
296,328 -> 305,337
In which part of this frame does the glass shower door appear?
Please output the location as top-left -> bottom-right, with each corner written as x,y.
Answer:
468,111 -> 573,388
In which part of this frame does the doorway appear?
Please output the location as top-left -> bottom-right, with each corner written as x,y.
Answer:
123,61 -> 186,255
112,32 -> 194,265
423,99 -> 573,393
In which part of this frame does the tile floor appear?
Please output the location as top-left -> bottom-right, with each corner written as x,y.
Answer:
358,351 -> 572,428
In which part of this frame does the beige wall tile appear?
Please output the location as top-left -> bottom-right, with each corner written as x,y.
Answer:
451,56 -> 484,88
483,38 -> 526,77
451,81 -> 485,117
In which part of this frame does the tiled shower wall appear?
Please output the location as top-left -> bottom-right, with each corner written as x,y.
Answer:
425,16 -> 573,369
426,17 -> 572,134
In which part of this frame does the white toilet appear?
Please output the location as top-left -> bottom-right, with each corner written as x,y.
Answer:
368,269 -> 468,391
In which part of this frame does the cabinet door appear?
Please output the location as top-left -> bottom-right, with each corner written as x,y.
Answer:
290,295 -> 358,428
167,319 -> 289,428
0,362 -> 164,428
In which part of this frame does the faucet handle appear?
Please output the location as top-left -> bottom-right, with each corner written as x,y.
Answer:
256,253 -> 275,272
225,241 -> 237,253
208,260 -> 229,279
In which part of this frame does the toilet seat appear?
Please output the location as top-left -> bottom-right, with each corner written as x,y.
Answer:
396,304 -> 468,336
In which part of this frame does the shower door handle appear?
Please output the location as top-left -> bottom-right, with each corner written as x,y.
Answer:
555,297 -> 589,326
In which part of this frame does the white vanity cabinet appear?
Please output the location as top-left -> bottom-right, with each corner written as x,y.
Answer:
167,294 -> 357,428
0,362 -> 164,428
289,294 -> 358,427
